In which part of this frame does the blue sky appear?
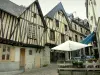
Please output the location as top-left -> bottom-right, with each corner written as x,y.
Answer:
10,0 -> 86,19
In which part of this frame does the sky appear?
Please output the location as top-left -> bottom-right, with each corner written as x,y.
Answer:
10,0 -> 86,19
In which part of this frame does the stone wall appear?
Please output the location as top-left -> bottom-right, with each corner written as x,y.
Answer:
25,48 -> 45,70
0,62 -> 20,71
43,46 -> 50,65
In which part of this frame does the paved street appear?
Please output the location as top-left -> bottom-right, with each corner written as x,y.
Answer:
18,64 -> 58,75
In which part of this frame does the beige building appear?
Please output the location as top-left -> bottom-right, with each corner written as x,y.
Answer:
44,2 -> 91,62
69,17 -> 91,57
45,2 -> 70,62
0,0 -> 91,72
0,0 -> 47,71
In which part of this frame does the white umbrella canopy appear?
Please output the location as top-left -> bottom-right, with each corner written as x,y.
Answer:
51,40 -> 90,51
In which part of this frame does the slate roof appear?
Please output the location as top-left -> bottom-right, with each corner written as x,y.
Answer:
0,0 -> 26,17
45,2 -> 69,20
0,0 -> 47,29
72,17 -> 90,30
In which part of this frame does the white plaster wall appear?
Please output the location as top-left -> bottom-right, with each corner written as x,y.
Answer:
15,47 -> 20,62
25,48 -> 44,70
25,48 -> 35,69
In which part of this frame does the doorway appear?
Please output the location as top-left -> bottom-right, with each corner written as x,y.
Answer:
20,48 -> 25,68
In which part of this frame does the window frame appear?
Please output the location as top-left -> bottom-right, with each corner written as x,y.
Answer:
56,19 -> 59,27
75,35 -> 78,42
1,46 -> 10,61
65,25 -> 67,31
61,34 -> 65,43
50,30 -> 55,41
29,50 -> 32,55
28,23 -> 36,39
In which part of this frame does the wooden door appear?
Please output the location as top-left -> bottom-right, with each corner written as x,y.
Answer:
20,48 -> 25,67
35,56 -> 41,68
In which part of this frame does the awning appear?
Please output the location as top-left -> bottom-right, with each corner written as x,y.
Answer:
80,32 -> 95,44
51,40 -> 89,51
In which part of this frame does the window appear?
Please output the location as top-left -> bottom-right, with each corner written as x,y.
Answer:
80,37 -> 82,40
34,13 -> 36,18
29,50 -> 32,55
75,24 -> 77,30
61,34 -> 65,43
2,46 -> 10,60
69,37 -> 72,40
65,25 -> 67,31
28,23 -> 36,39
81,28 -> 83,33
75,35 -> 78,42
0,11 -> 1,18
85,31 -> 89,35
50,30 -> 55,41
56,20 -> 59,27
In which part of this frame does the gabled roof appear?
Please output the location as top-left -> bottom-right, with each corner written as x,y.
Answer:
35,0 -> 47,29
0,0 -> 47,29
0,0 -> 26,17
19,0 -> 47,29
45,2 -> 69,21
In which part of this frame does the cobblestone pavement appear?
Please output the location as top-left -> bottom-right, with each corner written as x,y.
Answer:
18,64 -> 58,75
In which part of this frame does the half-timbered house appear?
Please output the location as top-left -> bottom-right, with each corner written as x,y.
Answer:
0,0 -> 47,71
44,3 -> 71,63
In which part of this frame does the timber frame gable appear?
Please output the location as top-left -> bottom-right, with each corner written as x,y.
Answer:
19,0 -> 47,30
45,2 -> 70,26
45,2 -> 70,46
18,0 -> 47,48
0,10 -> 20,46
0,0 -> 47,48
